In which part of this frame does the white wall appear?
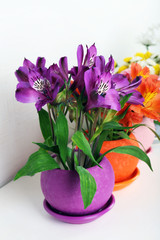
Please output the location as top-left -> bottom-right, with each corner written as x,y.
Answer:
0,0 -> 159,187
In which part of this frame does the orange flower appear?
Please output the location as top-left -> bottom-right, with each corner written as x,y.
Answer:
131,63 -> 150,80
131,78 -> 160,121
119,63 -> 160,126
118,104 -> 143,127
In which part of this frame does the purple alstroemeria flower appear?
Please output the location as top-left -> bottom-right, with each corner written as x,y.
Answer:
95,55 -> 115,74
15,57 -> 62,111
47,57 -> 68,86
112,74 -> 144,105
84,67 -> 120,111
70,44 -> 97,92
76,43 -> 97,70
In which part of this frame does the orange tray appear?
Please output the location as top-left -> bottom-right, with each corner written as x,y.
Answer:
113,168 -> 140,191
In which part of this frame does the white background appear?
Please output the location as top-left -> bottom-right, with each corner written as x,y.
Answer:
0,0 -> 160,186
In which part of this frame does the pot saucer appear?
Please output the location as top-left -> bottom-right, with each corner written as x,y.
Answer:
114,167 -> 140,191
43,194 -> 115,224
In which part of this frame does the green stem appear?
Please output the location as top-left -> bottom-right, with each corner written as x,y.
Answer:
146,45 -> 149,51
61,158 -> 69,170
92,135 -> 100,156
85,115 -> 89,131
83,155 -> 89,168
51,108 -> 56,122
70,150 -> 74,170
80,113 -> 84,130
102,108 -> 107,123
47,104 -> 54,141
78,148 -> 81,166
64,106 -> 69,116
91,109 -> 101,137
77,110 -> 82,131
75,107 -> 79,132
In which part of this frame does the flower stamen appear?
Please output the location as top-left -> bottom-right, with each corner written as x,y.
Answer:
33,79 -> 51,92
143,91 -> 157,106
97,80 -> 109,96
89,56 -> 94,68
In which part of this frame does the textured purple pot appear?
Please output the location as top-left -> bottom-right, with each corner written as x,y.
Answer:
41,156 -> 114,215
133,117 -> 155,152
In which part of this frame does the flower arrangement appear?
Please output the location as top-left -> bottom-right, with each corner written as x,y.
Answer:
14,44 -> 152,211
117,51 -> 160,76
117,55 -> 160,132
116,23 -> 160,137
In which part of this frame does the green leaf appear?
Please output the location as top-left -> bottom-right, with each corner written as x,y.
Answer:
97,145 -> 153,171
103,109 -> 117,123
154,120 -> 160,126
54,111 -> 68,168
93,130 -> 108,159
44,136 -> 54,147
90,126 -> 103,143
14,148 -> 60,180
38,108 -> 52,140
32,142 -> 59,154
75,166 -> 97,209
71,131 -> 101,168
66,147 -> 72,170
74,154 -> 79,168
33,136 -> 60,153
102,121 -> 123,130
103,121 -> 146,131
148,127 -> 160,141
120,93 -> 132,108
116,131 -> 130,139
85,112 -> 94,123
112,105 -> 130,122
81,128 -> 89,138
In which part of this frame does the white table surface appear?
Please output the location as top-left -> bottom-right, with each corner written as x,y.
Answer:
1,142 -> 160,240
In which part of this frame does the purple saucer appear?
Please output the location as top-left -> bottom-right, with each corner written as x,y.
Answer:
43,194 -> 115,224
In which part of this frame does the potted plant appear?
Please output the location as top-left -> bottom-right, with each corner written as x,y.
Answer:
14,44 -> 152,223
100,60 -> 160,190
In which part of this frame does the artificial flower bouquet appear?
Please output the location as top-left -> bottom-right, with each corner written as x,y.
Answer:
117,51 -> 160,76
117,51 -> 160,145
14,44 -> 153,217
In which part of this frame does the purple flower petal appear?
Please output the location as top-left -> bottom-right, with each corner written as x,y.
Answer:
84,67 -> 120,111
95,56 -> 105,73
121,76 -> 142,92
88,43 -> 97,58
28,70 -> 41,88
84,68 -> 97,98
77,45 -> 84,71
23,58 -> 35,69
52,81 -> 60,100
16,82 -> 30,89
84,44 -> 97,67
15,87 -> 44,103
70,66 -> 88,92
69,66 -> 78,79
59,57 -> 68,82
105,55 -> 114,73
36,57 -> 46,69
112,74 -> 129,89
127,90 -> 144,105
104,89 -> 121,111
15,67 -> 29,82
35,99 -> 49,111
48,64 -> 61,81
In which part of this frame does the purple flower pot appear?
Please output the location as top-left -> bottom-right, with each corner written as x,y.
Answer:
133,117 -> 155,152
41,156 -> 114,215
